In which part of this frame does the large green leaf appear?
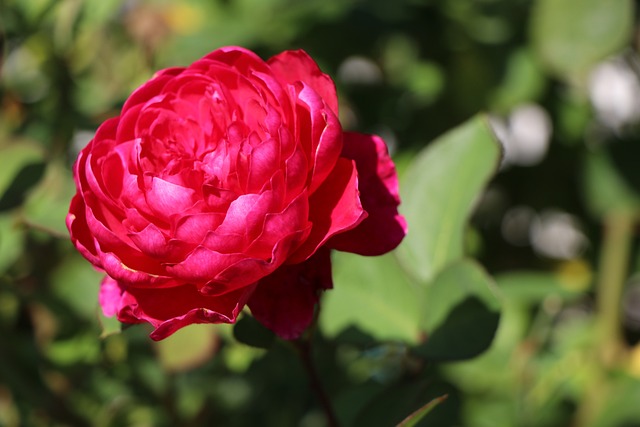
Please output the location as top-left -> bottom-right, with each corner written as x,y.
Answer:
320,251 -> 421,343
397,115 -> 501,283
414,259 -> 501,361
530,0 -> 633,77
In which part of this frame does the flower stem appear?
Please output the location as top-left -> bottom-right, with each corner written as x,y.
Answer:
575,210 -> 634,426
294,338 -> 341,427
595,210 -> 634,367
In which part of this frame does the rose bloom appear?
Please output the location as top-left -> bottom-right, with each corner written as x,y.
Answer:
67,47 -> 406,340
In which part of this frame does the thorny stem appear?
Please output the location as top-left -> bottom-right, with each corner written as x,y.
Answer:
294,337 -> 341,427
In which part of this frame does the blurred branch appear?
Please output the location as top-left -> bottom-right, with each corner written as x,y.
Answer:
596,210 -> 634,366
293,337 -> 341,427
576,210 -> 635,426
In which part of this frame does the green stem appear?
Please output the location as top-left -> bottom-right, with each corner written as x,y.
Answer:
576,210 -> 635,426
294,338 -> 340,427
595,210 -> 634,367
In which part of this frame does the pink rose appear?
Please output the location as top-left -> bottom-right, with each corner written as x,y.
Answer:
67,47 -> 406,340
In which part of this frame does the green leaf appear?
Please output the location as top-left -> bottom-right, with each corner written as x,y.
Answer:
50,253 -> 103,319
320,251 -> 420,343
397,114 -> 501,283
397,395 -> 448,427
334,383 -> 386,427
98,310 -> 122,339
583,148 -> 640,218
496,271 -> 581,305
589,376 -> 640,427
490,48 -> 546,112
233,313 -> 276,349
530,0 -> 633,77
353,378 -> 455,427
153,324 -> 218,373
46,333 -> 100,366
23,161 -> 76,237
0,142 -> 45,212
415,259 -> 501,361
0,213 -> 24,274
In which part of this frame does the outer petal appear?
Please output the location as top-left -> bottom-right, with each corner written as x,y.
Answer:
288,157 -> 366,263
268,50 -> 339,116
99,276 -> 125,317
67,194 -> 101,266
248,248 -> 332,340
121,68 -> 183,114
99,276 -> 254,340
328,133 -> 407,255
293,83 -> 343,194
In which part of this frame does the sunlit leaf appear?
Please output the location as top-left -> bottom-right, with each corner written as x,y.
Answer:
320,251 -> 421,343
46,333 -> 100,366
50,253 -> 102,319
415,259 -> 501,361
397,115 -> 501,283
496,271 -> 582,304
153,324 -> 219,373
530,0 -> 633,77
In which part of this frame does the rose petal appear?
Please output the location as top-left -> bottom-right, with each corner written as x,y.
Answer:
288,157 -> 366,263
284,141 -> 308,200
251,190 -> 310,251
164,246 -> 245,284
101,276 -> 255,340
173,212 -> 226,243
247,136 -> 280,193
201,46 -> 271,76
268,50 -> 339,116
294,83 -> 343,194
201,226 -> 310,295
128,222 -> 169,258
100,251 -> 174,288
67,194 -> 101,266
208,191 -> 280,248
99,276 -> 125,317
121,70 -> 182,114
144,177 -> 198,219
248,248 -> 332,340
328,133 -> 407,255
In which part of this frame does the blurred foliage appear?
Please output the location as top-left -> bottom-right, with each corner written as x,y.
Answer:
1,0 -> 640,426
